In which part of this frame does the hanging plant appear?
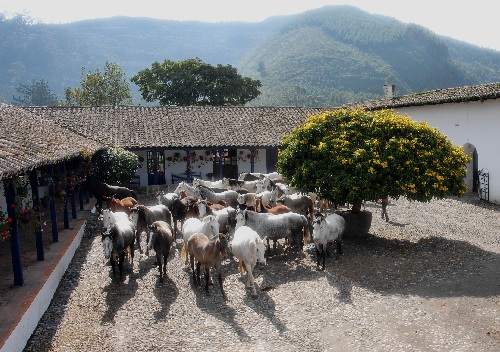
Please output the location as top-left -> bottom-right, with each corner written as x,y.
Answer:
238,149 -> 260,162
166,150 -> 214,168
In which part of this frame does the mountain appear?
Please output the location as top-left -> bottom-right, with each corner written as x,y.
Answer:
1,5 -> 500,107
239,5 -> 500,106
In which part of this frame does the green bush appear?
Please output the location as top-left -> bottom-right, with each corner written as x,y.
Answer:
91,147 -> 138,186
277,108 -> 470,212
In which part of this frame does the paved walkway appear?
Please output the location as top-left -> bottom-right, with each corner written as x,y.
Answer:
0,202 -> 92,351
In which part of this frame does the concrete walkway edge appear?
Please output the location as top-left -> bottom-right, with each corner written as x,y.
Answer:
0,220 -> 86,352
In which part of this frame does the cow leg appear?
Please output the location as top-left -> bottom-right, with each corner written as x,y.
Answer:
173,219 -> 178,239
204,266 -> 210,294
157,253 -> 163,282
190,255 -> 196,282
322,247 -> 326,271
163,252 -> 168,279
110,256 -> 117,276
245,262 -> 257,296
130,243 -> 135,266
119,251 -> 125,279
184,245 -> 190,266
136,230 -> 143,254
336,240 -> 343,259
216,266 -> 226,300
196,261 -> 202,285
315,246 -> 321,268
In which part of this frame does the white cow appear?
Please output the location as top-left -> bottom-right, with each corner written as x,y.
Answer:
101,209 -> 132,230
231,225 -> 267,295
192,177 -> 224,189
312,213 -> 345,270
180,215 -> 220,265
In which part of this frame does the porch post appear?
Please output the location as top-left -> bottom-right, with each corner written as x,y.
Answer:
77,157 -> 84,210
60,162 -> 69,229
68,160 -> 77,219
250,148 -> 256,173
185,149 -> 191,183
4,178 -> 24,286
153,150 -> 158,186
48,165 -> 58,242
218,148 -> 223,180
29,169 -> 44,261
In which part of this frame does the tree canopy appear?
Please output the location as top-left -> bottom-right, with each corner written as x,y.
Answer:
131,58 -> 262,106
64,62 -> 132,106
277,108 -> 469,212
12,79 -> 59,106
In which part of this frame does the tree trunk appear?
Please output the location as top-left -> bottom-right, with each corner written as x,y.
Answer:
351,201 -> 362,214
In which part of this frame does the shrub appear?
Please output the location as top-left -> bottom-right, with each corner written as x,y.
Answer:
277,108 -> 470,212
90,147 -> 138,186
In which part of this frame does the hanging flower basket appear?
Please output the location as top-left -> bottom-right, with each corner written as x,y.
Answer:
20,210 -> 32,224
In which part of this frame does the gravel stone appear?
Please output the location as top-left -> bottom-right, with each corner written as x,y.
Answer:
23,194 -> 500,351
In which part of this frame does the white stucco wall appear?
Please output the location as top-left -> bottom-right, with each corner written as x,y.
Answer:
132,148 -> 268,186
236,149 -> 267,175
395,99 -> 499,203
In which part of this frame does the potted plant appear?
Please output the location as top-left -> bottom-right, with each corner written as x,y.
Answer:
277,108 -> 469,237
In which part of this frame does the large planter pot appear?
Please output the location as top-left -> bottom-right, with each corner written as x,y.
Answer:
334,210 -> 372,238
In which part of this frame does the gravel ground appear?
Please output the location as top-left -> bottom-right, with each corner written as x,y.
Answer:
23,194 -> 500,352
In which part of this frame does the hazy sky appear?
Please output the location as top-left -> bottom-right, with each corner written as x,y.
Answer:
1,0 -> 499,52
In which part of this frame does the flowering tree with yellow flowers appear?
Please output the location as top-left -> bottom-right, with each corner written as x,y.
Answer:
277,108 -> 470,213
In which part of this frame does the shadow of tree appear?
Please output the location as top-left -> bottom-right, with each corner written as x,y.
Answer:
257,230 -> 499,304
328,234 -> 500,298
451,195 -> 500,212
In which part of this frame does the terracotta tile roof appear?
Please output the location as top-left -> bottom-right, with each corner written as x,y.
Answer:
4,81 -> 500,180
23,106 -> 326,149
0,104 -> 103,180
342,82 -> 500,110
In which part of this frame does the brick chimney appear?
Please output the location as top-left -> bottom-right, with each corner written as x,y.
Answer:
383,84 -> 395,99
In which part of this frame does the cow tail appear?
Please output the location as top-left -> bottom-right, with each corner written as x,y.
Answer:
302,215 -> 310,245
181,244 -> 187,260
308,199 -> 314,223
239,260 -> 247,274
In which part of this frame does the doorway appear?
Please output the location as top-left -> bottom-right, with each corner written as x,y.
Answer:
147,150 -> 166,185
463,143 -> 477,193
213,149 -> 238,180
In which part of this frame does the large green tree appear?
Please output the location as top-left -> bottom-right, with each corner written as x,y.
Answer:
131,58 -> 261,106
277,108 -> 469,213
12,79 -> 59,106
64,62 -> 132,106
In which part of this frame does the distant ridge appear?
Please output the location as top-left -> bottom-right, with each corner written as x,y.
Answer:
1,5 -> 500,107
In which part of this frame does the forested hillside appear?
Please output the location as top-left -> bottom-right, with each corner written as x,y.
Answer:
0,14 -> 286,104
239,5 -> 500,106
1,5 -> 500,107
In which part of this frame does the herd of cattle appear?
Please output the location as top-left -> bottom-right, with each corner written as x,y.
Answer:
94,172 -> 345,298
